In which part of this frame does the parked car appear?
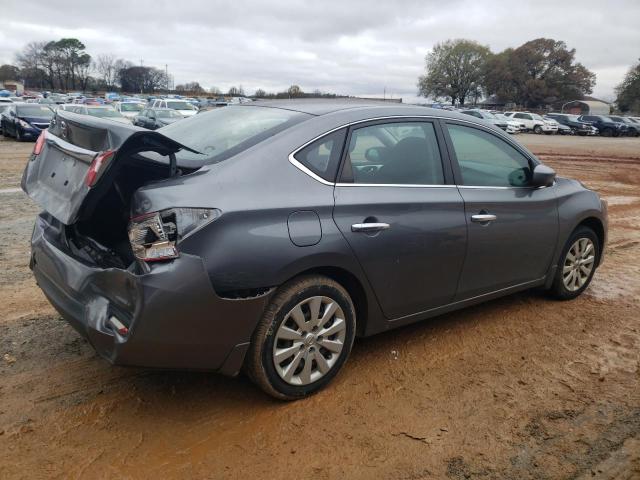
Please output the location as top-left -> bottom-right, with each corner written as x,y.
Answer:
543,116 -> 571,135
0,97 -> 14,103
22,101 -> 608,400
113,101 -> 146,120
545,113 -> 596,136
59,105 -> 131,124
504,112 -> 558,134
1,103 -> 54,141
460,109 -> 514,133
607,116 -> 640,137
493,113 -> 525,132
133,107 -> 185,129
150,99 -> 198,117
0,103 -> 10,134
578,115 -> 626,137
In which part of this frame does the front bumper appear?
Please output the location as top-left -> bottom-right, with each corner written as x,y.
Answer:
30,213 -> 271,375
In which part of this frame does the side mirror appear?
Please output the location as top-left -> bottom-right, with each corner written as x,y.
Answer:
531,164 -> 556,187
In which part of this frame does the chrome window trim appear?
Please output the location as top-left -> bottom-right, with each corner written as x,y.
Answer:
287,115 -> 535,188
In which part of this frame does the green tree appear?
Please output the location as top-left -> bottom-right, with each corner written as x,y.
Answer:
0,64 -> 20,81
417,39 -> 491,106
484,38 -> 595,108
615,60 -> 640,113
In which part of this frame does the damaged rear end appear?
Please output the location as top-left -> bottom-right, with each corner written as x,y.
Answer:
22,110 -> 271,374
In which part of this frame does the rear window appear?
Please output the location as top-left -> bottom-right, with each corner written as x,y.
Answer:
293,129 -> 346,182
16,105 -> 54,118
159,105 -> 310,164
86,108 -> 122,118
166,101 -> 196,111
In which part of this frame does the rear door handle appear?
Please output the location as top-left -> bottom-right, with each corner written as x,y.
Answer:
351,222 -> 390,233
471,214 -> 497,223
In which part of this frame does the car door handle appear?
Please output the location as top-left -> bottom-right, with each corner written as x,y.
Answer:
471,214 -> 497,223
351,222 -> 390,233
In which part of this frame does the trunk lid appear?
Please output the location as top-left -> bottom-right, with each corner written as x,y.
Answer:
21,110 -> 198,225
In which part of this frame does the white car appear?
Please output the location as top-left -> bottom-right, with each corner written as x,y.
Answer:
150,99 -> 198,117
493,113 -> 523,133
505,112 -> 558,134
113,101 -> 146,120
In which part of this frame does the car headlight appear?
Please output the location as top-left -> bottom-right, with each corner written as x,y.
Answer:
18,119 -> 31,128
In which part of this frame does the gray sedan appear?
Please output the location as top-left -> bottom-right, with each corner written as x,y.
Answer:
22,101 -> 607,399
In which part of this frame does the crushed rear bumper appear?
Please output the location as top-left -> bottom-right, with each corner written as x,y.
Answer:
30,213 -> 270,375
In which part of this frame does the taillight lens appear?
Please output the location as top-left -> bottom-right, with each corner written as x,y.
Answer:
128,208 -> 220,262
33,130 -> 47,155
85,150 -> 116,187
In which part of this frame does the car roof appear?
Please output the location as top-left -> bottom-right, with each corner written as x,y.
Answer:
243,99 -> 494,123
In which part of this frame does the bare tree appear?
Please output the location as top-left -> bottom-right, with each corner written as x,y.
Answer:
95,54 -> 118,88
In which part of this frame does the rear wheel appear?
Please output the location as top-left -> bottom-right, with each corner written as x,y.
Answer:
246,275 -> 356,400
549,226 -> 599,300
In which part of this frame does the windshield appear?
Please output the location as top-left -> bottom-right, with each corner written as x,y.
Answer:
120,103 -> 144,112
166,101 -> 196,111
156,109 -> 183,118
159,105 -> 310,164
481,111 -> 497,119
16,105 -> 54,118
86,108 -> 123,118
531,113 -> 544,120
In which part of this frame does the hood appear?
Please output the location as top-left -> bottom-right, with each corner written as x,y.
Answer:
157,117 -> 182,125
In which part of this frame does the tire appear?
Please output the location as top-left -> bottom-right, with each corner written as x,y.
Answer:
245,275 -> 356,400
549,226 -> 600,300
15,128 -> 22,142
601,128 -> 613,137
534,125 -> 543,134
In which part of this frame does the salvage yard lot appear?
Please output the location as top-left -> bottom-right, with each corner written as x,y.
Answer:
1,134 -> 639,479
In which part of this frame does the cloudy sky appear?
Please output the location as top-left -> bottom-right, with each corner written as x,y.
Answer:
0,0 -> 638,102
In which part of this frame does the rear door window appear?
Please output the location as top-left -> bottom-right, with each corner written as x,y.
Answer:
342,121 -> 445,185
446,123 -> 532,187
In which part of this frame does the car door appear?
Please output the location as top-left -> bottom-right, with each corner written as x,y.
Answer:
332,119 -> 467,319
442,121 -> 559,300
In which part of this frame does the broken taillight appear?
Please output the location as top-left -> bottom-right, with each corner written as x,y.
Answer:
85,150 -> 116,187
33,130 -> 47,156
127,208 -> 220,263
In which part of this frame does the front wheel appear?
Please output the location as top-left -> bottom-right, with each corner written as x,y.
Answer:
534,125 -> 543,134
15,128 -> 23,142
245,275 -> 356,400
549,226 -> 600,300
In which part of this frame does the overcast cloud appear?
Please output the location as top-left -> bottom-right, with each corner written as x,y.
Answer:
0,0 -> 638,102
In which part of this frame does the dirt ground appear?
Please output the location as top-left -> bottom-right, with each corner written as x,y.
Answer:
0,133 -> 639,479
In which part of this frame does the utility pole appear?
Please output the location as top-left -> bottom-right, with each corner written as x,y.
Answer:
165,64 -> 169,93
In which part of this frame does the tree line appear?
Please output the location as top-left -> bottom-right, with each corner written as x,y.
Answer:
418,38 -> 638,113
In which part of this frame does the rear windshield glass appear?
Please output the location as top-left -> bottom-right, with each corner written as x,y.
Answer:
166,101 -> 196,111
120,103 -> 144,112
159,105 -> 310,164
87,108 -> 122,118
16,105 -> 54,118
156,109 -> 183,118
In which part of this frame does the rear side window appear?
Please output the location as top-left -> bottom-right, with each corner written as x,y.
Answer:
447,124 -> 532,187
293,128 -> 346,182
342,121 -> 445,185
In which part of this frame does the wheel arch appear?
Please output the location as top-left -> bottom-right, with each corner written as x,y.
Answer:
283,266 -> 370,337
575,216 -> 605,266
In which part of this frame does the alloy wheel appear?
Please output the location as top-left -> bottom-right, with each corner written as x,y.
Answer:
272,296 -> 346,386
562,238 -> 595,292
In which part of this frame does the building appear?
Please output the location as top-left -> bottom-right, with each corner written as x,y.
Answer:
561,96 -> 610,115
0,80 -> 24,95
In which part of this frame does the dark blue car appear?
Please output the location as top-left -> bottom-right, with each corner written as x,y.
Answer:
0,103 -> 54,141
